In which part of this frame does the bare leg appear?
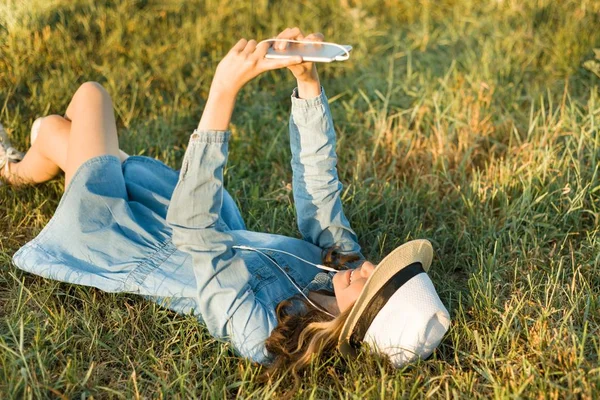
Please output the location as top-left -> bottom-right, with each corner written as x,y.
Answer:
63,82 -> 123,187
2,115 -> 69,185
1,82 -> 129,187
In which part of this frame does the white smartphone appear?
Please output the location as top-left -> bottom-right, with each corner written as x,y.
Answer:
265,43 -> 352,63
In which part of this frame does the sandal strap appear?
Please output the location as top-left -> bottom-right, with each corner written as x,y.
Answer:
6,147 -> 24,162
0,155 -> 7,183
0,147 -> 23,174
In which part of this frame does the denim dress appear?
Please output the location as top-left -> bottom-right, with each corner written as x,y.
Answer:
12,88 -> 363,363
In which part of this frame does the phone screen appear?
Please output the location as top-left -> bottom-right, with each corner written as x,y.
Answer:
265,43 -> 352,63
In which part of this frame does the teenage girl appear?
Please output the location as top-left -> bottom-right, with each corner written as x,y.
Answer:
2,28 -> 379,377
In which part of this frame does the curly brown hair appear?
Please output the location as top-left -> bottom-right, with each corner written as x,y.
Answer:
260,248 -> 361,388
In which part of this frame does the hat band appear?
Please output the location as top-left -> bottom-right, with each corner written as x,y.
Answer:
349,262 -> 425,349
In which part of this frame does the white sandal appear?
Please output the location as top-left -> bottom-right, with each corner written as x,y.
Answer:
0,123 -> 24,185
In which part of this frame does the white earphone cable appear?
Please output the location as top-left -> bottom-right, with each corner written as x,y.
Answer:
232,245 -> 336,318
234,245 -> 338,272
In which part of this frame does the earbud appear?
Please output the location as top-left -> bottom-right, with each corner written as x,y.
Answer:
233,245 -> 338,272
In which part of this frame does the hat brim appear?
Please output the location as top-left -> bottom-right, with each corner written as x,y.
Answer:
338,239 -> 433,357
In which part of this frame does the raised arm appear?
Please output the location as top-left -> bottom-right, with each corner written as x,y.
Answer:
289,88 -> 361,255
166,38 -> 302,362
167,130 -> 275,361
276,28 -> 362,256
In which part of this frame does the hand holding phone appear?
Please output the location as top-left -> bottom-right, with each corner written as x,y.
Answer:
265,27 -> 351,88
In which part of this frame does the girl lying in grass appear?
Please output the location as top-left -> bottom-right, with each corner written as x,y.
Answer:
1,27 -> 449,380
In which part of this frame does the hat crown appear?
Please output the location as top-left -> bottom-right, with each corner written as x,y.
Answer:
338,240 -> 450,366
363,273 -> 450,366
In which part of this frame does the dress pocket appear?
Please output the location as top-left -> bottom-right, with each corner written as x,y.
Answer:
248,264 -> 278,294
244,253 -> 290,305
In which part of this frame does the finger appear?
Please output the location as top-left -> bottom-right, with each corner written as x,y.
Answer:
262,36 -> 276,51
277,27 -> 301,39
275,28 -> 291,50
305,32 -> 324,42
242,39 -> 257,55
289,27 -> 303,38
254,40 -> 271,57
276,27 -> 290,39
274,39 -> 288,51
260,56 -> 303,71
275,27 -> 304,48
305,33 -> 324,49
231,38 -> 248,53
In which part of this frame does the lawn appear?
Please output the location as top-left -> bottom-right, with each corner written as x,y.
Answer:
1,0 -> 599,398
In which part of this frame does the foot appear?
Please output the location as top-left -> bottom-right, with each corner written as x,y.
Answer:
0,123 -> 24,184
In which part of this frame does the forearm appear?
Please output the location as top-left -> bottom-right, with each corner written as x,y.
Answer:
289,88 -> 362,254
295,68 -> 321,99
197,84 -> 238,131
167,131 -> 231,230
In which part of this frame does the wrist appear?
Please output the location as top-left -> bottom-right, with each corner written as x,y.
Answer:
296,79 -> 321,99
209,79 -> 240,99
295,67 -> 319,84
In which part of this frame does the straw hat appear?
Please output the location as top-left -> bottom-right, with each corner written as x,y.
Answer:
338,239 -> 450,366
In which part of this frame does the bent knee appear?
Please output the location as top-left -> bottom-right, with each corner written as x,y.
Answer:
35,114 -> 68,144
42,114 -> 67,130
78,81 -> 111,100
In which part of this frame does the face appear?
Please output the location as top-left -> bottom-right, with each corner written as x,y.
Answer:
332,261 -> 376,313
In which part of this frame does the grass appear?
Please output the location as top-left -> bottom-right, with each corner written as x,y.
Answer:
1,0 -> 599,397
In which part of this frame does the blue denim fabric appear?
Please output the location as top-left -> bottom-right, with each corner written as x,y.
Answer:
12,88 -> 363,364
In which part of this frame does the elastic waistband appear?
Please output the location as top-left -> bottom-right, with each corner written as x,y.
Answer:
122,239 -> 179,292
